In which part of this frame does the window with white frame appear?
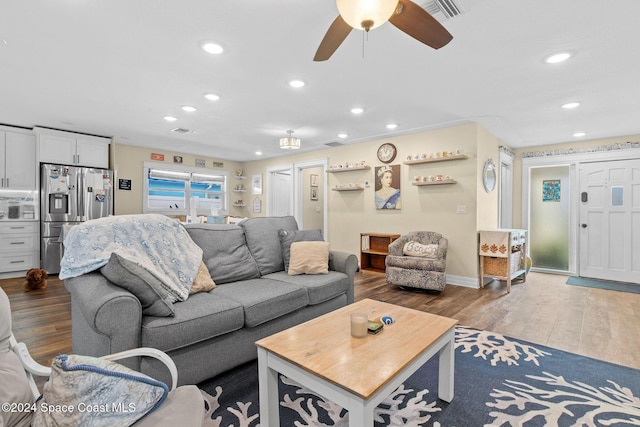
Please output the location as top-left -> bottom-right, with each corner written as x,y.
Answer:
143,163 -> 227,215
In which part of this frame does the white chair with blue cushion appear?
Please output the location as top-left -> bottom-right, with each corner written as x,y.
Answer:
0,287 -> 204,427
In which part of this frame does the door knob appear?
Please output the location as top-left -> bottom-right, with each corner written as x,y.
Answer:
581,224 -> 587,228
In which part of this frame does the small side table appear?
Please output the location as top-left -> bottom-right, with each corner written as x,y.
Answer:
479,229 -> 528,293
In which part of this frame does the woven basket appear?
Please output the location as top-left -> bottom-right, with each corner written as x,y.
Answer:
483,252 -> 522,276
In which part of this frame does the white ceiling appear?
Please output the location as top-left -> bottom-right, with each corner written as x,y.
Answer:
2,0 -> 640,162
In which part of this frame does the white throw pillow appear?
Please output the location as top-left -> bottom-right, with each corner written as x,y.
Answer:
403,241 -> 439,258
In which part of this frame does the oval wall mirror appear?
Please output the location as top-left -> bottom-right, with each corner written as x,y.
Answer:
483,158 -> 497,193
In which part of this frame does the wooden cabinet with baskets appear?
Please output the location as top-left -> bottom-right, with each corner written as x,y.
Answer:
360,233 -> 400,273
478,229 -> 528,293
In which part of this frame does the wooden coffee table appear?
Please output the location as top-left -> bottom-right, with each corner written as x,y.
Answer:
256,298 -> 458,426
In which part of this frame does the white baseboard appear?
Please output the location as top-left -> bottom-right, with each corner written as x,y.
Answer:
446,274 -> 479,289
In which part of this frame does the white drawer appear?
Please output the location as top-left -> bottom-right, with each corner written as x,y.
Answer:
0,222 -> 38,234
0,253 -> 38,273
0,235 -> 37,251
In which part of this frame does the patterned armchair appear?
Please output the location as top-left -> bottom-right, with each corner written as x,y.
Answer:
385,231 -> 448,291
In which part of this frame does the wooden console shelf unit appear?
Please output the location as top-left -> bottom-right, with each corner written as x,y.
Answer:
360,232 -> 400,273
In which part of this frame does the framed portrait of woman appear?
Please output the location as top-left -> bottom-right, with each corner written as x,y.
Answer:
374,164 -> 401,210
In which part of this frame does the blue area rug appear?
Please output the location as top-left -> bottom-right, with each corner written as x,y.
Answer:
566,276 -> 640,294
198,326 -> 640,426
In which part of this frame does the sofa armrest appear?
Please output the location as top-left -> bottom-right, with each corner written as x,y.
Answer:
329,251 -> 358,304
64,272 -> 142,355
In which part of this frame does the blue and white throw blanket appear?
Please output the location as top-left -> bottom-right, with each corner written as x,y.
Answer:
59,214 -> 202,301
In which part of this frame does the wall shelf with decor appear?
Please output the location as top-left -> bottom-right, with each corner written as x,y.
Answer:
360,233 -> 400,273
331,186 -> 364,191
411,179 -> 457,186
232,189 -> 246,192
232,203 -> 246,207
234,175 -> 246,180
403,153 -> 468,165
327,166 -> 371,173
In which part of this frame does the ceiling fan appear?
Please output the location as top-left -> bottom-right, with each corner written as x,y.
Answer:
314,0 -> 453,61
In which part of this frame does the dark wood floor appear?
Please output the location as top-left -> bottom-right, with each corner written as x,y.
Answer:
3,270 -> 640,370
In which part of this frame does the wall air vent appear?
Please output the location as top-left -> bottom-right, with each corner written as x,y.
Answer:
415,0 -> 463,21
325,142 -> 344,147
171,128 -> 191,134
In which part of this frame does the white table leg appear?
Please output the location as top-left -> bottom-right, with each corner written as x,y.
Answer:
437,329 -> 455,402
347,397 -> 374,427
258,348 -> 280,427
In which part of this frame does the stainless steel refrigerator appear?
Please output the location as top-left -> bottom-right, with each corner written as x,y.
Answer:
40,163 -> 113,274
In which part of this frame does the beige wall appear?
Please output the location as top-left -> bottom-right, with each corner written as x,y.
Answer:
111,143 -> 244,216
245,122 -> 490,282
476,125 -> 501,230
302,167 -> 324,233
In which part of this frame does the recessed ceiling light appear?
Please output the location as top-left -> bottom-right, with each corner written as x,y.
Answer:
255,151 -> 263,156
350,107 -> 364,114
288,80 -> 305,88
544,52 -> 572,64
201,42 -> 224,55
573,131 -> 587,137
386,123 -> 398,130
337,133 -> 348,139
181,106 -> 197,112
204,93 -> 220,101
163,116 -> 177,122
561,102 -> 581,109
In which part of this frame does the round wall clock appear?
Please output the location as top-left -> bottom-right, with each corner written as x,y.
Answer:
377,143 -> 397,163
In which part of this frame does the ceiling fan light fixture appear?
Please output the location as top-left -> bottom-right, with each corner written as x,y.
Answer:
336,0 -> 399,31
280,130 -> 301,150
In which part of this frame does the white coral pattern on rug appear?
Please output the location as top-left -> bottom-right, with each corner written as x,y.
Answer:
280,376 -> 441,426
455,325 -> 552,366
487,372 -> 640,426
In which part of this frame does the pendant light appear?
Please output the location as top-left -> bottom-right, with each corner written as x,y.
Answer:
280,130 -> 301,150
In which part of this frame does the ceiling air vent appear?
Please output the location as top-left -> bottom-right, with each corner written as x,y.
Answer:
325,141 -> 344,147
415,0 -> 463,21
171,128 -> 191,134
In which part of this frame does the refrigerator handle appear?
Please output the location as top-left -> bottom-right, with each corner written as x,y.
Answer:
78,171 -> 84,220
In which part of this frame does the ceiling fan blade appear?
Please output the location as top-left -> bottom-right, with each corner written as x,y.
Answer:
389,0 -> 453,49
313,15 -> 353,61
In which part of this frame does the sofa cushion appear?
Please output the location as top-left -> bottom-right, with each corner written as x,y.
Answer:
264,271 -> 349,305
32,354 -> 167,427
240,216 -> 298,275
189,261 -> 216,294
141,292 -> 244,351
279,228 -> 324,272
288,241 -> 330,275
212,278 -> 309,327
100,252 -> 175,317
185,224 -> 260,284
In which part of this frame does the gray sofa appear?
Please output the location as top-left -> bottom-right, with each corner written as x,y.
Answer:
64,216 -> 358,386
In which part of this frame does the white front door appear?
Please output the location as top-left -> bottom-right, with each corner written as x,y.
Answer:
578,159 -> 640,283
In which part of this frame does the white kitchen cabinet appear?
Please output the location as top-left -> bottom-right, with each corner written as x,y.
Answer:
0,128 -> 37,190
0,221 -> 39,275
36,128 -> 110,168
